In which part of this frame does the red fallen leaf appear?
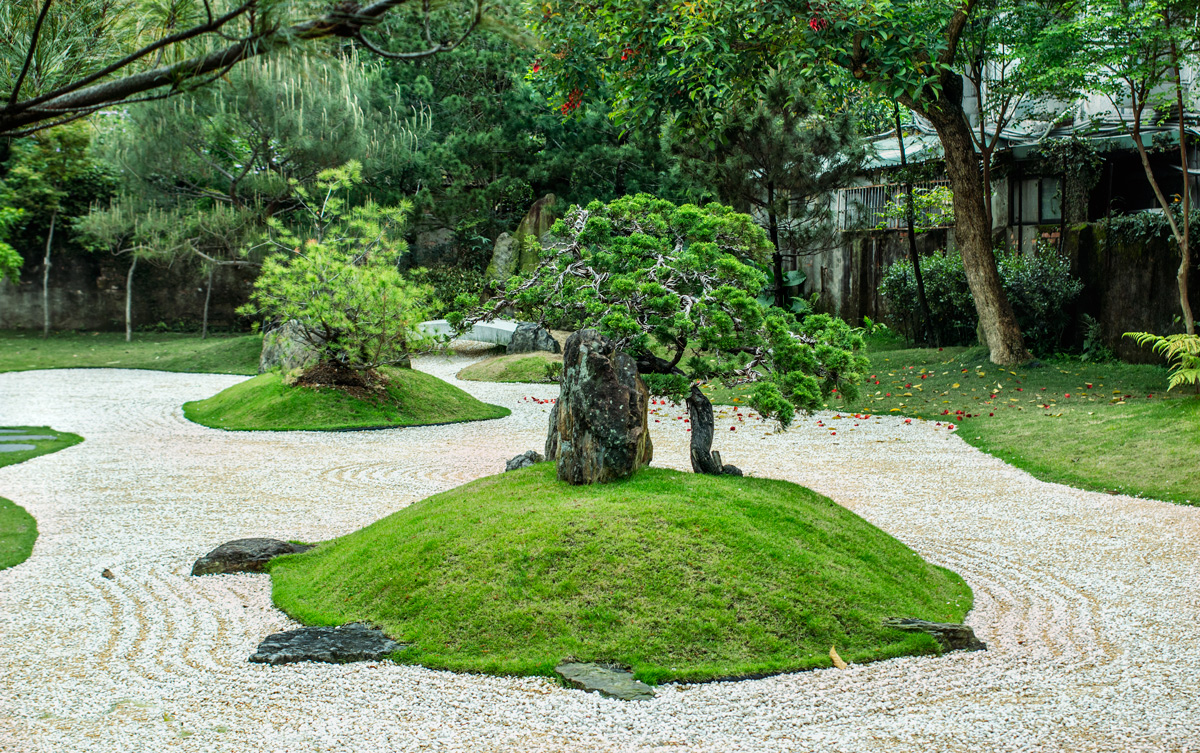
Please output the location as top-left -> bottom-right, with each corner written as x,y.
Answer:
921,374 -> 928,379
938,347 -> 943,351
1065,393 -> 1071,398
1017,388 -> 1023,391
904,419 -> 912,424
1086,383 -> 1093,389
989,412 -> 994,416
729,426 -> 736,431
1148,394 -> 1154,398
830,431 -> 836,435
905,383 -> 912,388
1041,387 -> 1047,391
886,393 -> 892,397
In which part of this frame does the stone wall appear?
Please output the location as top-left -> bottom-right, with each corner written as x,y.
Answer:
799,224 -> 1193,362
0,251 -> 256,332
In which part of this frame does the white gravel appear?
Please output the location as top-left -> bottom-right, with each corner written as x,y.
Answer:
0,356 -> 1198,753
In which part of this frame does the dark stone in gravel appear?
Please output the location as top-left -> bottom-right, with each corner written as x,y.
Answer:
507,322 -> 562,355
505,450 -> 544,471
555,662 -> 656,701
191,538 -> 314,576
883,618 -> 987,652
249,623 -> 403,665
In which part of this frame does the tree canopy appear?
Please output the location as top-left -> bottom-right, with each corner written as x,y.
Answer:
458,194 -> 868,428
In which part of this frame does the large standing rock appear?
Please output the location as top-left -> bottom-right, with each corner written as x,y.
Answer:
259,321 -> 321,374
484,232 -> 518,283
191,538 -> 314,576
515,193 -> 558,273
507,322 -> 562,354
546,329 -> 652,485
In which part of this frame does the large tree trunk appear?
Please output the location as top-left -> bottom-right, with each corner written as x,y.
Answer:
922,98 -> 1030,365
202,265 -> 215,340
41,210 -> 56,339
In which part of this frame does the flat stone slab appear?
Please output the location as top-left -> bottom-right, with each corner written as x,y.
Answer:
191,538 -> 314,576
250,624 -> 403,665
555,662 -> 656,701
0,435 -> 57,442
0,444 -> 35,452
883,618 -> 987,652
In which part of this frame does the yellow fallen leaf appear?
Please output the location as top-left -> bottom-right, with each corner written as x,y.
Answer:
830,646 -> 848,670
952,383 -> 961,389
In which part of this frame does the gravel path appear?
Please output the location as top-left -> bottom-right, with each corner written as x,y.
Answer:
0,358 -> 1197,753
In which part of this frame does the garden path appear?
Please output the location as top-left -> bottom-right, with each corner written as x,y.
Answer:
0,359 -> 1197,752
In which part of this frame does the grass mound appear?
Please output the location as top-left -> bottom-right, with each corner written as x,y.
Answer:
183,366 -> 510,431
269,464 -> 972,683
457,352 -> 562,383
0,331 -> 261,374
0,426 -> 84,570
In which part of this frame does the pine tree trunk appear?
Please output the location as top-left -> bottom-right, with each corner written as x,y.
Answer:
924,102 -> 1030,365
41,210 -> 56,339
202,265 -> 214,340
767,182 -> 785,308
125,254 -> 138,343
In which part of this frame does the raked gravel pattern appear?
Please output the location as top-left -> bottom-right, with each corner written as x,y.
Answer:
0,357 -> 1198,753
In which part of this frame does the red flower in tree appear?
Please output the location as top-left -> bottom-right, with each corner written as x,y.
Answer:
808,15 -> 827,32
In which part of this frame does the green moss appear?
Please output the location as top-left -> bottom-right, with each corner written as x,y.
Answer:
457,352 -> 562,383
269,465 -> 972,683
0,426 -> 84,570
0,331 -> 260,375
183,367 -> 510,431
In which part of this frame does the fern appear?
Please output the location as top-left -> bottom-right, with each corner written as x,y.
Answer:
1124,332 -> 1200,390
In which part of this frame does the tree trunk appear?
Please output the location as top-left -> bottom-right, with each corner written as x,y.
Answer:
685,384 -> 740,475
125,253 -> 138,343
1168,21 -> 1194,335
41,210 -> 56,339
922,99 -> 1030,364
895,106 -> 935,345
202,265 -> 215,340
768,182 -> 785,308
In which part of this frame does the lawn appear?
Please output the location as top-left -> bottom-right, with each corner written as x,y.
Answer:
184,367 -> 510,431
457,352 -> 562,383
270,463 -> 972,684
0,426 -> 85,570
0,330 -> 261,375
703,340 -> 1196,505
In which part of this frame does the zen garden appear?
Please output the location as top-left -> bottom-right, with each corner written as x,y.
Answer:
1,1 -> 1199,751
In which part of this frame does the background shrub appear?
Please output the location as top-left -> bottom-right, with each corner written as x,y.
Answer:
880,247 -> 1083,354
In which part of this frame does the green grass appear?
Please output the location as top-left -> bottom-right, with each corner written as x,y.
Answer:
0,330 -> 261,375
0,426 -> 84,570
269,464 -> 972,683
703,342 -> 1196,505
183,367 -> 510,431
457,352 -> 562,383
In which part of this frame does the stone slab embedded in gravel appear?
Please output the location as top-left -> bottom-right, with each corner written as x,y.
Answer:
505,449 -> 544,471
556,662 -> 656,701
191,538 -> 314,576
249,623 -> 403,665
884,618 -> 987,652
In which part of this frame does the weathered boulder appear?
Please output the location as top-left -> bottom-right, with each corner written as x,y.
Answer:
191,538 -> 314,576
685,384 -> 741,476
515,194 -> 558,273
883,618 -> 987,652
249,623 -> 402,665
505,450 -> 544,472
412,227 -> 457,267
546,329 -> 652,485
259,321 -> 321,374
555,662 -> 656,701
507,322 -> 562,355
484,232 -> 518,283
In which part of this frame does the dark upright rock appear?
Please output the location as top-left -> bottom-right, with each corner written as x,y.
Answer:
507,322 -> 562,355
548,329 -> 652,484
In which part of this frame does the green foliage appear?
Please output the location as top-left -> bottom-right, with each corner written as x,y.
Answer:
269,464 -> 971,682
1124,332 -> 1200,391
472,194 -> 867,427
238,162 -> 433,373
874,186 -> 956,232
881,248 -> 1084,354
411,265 -> 487,318
1080,314 -> 1115,363
183,367 -> 510,431
0,207 -> 24,283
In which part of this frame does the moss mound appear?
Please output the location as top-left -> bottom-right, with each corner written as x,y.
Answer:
269,464 -> 972,683
183,366 -> 510,431
457,352 -> 562,383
